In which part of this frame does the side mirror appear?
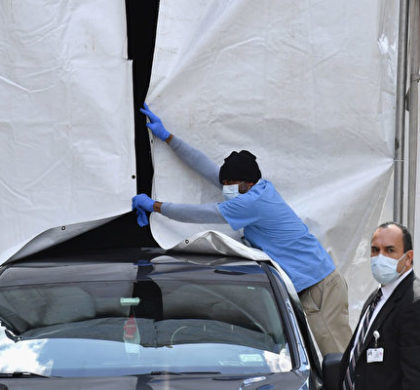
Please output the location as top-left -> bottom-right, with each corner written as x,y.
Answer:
322,353 -> 342,390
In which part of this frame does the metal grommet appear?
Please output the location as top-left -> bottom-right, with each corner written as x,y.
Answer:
61,226 -> 66,231
185,239 -> 189,245
131,175 -> 136,179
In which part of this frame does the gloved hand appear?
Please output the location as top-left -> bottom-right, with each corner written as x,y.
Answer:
132,193 -> 155,213
135,208 -> 149,227
140,103 -> 171,141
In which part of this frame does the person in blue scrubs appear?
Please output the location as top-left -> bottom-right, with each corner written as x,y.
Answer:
132,103 -> 352,356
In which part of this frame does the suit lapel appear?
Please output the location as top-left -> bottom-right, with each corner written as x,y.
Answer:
360,273 -> 414,352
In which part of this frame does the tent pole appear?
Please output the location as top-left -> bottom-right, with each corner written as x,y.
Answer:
407,0 -> 420,233
394,0 -> 410,224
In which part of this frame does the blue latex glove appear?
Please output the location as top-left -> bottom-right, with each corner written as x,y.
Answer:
132,193 -> 155,213
140,103 -> 170,141
135,208 -> 149,227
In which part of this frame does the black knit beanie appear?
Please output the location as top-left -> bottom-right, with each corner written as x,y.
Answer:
219,150 -> 262,184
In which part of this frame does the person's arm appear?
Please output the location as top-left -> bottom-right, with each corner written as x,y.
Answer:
140,103 -> 221,188
155,201 -> 226,224
133,193 -> 226,225
168,135 -> 221,188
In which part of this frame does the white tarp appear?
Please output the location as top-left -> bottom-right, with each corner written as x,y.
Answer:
0,0 -> 136,262
146,0 -> 399,326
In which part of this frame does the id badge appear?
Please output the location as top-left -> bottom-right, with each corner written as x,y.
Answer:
367,348 -> 384,363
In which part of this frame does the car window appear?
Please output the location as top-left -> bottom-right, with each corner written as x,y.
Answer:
0,275 -> 292,377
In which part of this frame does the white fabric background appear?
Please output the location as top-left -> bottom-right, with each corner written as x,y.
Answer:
0,0 -> 136,262
146,0 -> 399,326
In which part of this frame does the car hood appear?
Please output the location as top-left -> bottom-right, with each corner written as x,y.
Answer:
0,371 -> 308,389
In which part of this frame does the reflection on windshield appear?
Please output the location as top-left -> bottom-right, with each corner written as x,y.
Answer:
0,276 -> 292,377
0,334 -> 292,377
0,335 -> 52,375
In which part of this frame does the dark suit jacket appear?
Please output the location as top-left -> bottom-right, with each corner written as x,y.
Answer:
340,271 -> 420,390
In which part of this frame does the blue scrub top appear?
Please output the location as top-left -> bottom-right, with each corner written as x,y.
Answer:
217,179 -> 335,292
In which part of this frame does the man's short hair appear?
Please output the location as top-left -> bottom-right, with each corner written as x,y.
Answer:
377,222 -> 413,252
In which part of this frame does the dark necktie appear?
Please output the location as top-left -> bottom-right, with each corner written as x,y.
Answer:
342,288 -> 383,390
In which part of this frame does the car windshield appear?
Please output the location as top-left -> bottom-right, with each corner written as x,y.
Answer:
0,261 -> 292,377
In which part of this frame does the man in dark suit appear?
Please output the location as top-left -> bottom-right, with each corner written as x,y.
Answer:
340,222 -> 420,390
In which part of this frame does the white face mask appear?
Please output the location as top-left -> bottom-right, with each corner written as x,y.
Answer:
222,184 -> 240,201
370,253 -> 407,285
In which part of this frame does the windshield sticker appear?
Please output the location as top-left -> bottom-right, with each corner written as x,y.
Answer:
239,354 -> 263,363
120,297 -> 140,306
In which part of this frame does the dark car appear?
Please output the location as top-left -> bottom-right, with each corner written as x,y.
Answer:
0,247 -> 338,389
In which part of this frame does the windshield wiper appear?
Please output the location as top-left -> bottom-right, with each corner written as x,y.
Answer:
0,371 -> 50,378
